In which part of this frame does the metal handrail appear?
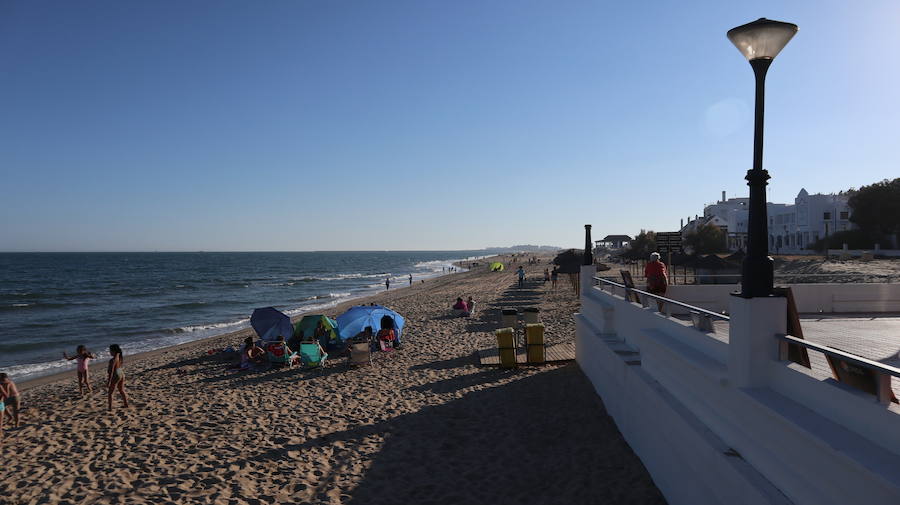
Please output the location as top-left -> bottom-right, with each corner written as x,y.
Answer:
777,334 -> 900,379
777,334 -> 898,405
593,276 -> 730,321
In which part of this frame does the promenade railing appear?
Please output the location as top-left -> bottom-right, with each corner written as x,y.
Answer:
593,275 -> 729,330
777,334 -> 900,406
591,275 -> 899,405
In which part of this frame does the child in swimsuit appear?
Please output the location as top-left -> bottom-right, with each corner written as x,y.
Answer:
64,345 -> 96,396
0,373 -> 20,430
0,374 -> 6,443
107,344 -> 130,412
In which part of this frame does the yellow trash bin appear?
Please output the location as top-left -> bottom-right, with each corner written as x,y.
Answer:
496,327 -> 517,368
525,323 -> 545,364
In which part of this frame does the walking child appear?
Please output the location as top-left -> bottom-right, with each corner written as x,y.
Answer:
0,373 -> 20,430
64,345 -> 96,396
107,344 -> 130,411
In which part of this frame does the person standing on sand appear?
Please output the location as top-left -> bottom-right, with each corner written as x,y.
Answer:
517,266 -> 526,288
385,276 -> 390,290
551,268 -> 559,292
408,274 -> 413,286
543,268 -> 550,284
0,373 -> 20,430
64,345 -> 96,396
107,344 -> 130,411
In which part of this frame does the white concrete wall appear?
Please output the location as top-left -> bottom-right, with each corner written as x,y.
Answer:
660,283 -> 900,314
577,285 -> 900,505
828,249 -> 900,258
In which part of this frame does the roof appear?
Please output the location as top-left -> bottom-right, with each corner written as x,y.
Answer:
602,235 -> 633,241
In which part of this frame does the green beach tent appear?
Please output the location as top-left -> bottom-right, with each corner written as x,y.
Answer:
293,314 -> 339,346
490,262 -> 505,272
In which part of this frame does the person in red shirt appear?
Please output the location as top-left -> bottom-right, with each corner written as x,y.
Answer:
644,252 -> 669,311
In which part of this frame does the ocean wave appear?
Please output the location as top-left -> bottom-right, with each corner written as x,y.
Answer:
315,273 -> 379,281
172,318 -> 250,334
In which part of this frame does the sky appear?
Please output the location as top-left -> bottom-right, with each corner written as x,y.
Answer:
2,1 -> 898,251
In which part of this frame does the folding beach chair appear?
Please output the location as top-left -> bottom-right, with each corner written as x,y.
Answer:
348,339 -> 373,367
298,342 -> 328,370
265,342 -> 298,368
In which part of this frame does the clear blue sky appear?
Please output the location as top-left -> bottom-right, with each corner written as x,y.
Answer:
2,1 -> 898,251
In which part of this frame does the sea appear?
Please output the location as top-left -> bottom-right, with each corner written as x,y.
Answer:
0,251 -> 494,381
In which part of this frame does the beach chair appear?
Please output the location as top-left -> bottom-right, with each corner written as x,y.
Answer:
265,342 -> 298,368
348,339 -> 373,367
298,342 -> 328,370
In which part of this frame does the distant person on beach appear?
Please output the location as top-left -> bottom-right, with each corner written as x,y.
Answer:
238,336 -> 265,370
467,296 -> 476,314
376,326 -> 396,351
0,373 -> 21,431
644,252 -> 669,311
385,277 -> 390,290
64,345 -> 96,396
354,326 -> 374,344
543,268 -> 550,284
551,269 -> 559,292
313,320 -> 329,348
452,297 -> 469,316
408,274 -> 413,286
517,266 -> 526,288
107,344 -> 129,412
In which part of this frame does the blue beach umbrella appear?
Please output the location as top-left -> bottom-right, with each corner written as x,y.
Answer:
250,307 -> 293,342
336,305 -> 406,343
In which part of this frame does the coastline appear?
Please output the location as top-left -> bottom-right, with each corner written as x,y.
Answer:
2,253 -> 665,505
17,258 -> 480,393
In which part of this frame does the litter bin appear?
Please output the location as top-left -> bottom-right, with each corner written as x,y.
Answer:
523,307 -> 540,324
496,328 -> 517,369
525,323 -> 545,364
501,308 -> 518,329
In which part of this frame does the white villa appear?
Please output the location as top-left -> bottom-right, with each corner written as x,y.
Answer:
682,189 -> 853,253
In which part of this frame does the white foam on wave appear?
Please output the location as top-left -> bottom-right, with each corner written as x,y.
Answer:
176,318 -> 250,334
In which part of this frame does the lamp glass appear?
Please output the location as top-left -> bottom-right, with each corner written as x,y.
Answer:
727,18 -> 798,61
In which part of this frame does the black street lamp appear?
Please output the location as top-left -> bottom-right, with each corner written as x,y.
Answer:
583,224 -> 593,265
727,18 -> 798,298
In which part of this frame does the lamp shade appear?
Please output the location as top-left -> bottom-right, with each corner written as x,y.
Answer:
727,18 -> 798,61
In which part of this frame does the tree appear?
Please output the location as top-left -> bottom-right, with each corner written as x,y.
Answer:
848,178 -> 900,237
622,230 -> 656,259
683,224 -> 727,255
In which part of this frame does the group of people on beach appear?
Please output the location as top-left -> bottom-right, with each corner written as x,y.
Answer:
452,296 -> 476,317
0,343 -> 130,442
61,344 -> 129,411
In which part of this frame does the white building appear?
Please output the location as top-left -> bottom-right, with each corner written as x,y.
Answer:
691,190 -> 853,253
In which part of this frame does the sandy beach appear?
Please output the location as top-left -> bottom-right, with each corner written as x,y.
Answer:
0,255 -> 665,505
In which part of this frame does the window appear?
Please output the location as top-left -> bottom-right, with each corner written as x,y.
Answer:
840,211 -> 849,220
823,212 -> 831,220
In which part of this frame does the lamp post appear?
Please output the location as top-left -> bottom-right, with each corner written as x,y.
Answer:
583,224 -> 593,265
727,18 -> 797,298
